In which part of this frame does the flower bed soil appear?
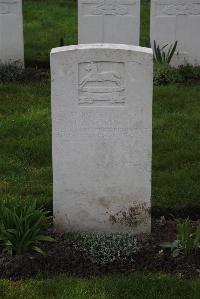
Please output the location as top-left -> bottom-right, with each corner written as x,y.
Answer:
0,220 -> 199,280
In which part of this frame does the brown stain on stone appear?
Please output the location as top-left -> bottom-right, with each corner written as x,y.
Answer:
108,203 -> 151,228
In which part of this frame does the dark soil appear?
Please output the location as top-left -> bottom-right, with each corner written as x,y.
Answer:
24,68 -> 50,82
16,68 -> 50,83
0,220 -> 199,280
0,67 -> 50,84
152,207 -> 200,221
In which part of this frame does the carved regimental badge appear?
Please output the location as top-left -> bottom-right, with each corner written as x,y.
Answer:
0,0 -> 17,14
78,62 -> 126,106
0,3 -> 9,14
91,0 -> 129,15
157,2 -> 200,15
81,0 -> 136,17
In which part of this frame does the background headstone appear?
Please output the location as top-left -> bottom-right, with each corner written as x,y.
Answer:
0,0 -> 24,65
78,0 -> 140,45
151,0 -> 200,66
51,44 -> 153,234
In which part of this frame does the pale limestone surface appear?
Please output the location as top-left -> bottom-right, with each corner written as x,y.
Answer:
151,0 -> 200,66
78,0 -> 140,45
51,44 -> 153,234
0,0 -> 24,65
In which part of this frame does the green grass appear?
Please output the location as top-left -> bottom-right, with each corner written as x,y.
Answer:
1,0 -> 200,214
0,0 -> 199,290
0,83 -> 199,213
153,84 -> 200,211
23,0 -> 150,66
0,273 -> 200,299
0,83 -> 52,210
1,0 -> 199,292
23,0 -> 78,66
140,0 -> 150,47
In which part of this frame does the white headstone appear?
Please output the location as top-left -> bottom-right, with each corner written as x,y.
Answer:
151,0 -> 200,66
0,0 -> 24,65
51,44 -> 153,234
78,0 -> 140,45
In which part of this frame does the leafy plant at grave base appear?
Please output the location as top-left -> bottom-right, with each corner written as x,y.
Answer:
66,231 -> 139,265
0,199 -> 54,256
0,61 -> 25,83
153,40 -> 178,65
153,63 -> 200,85
153,64 -> 182,85
157,216 -> 167,226
178,64 -> 200,83
194,225 -> 200,250
160,218 -> 200,257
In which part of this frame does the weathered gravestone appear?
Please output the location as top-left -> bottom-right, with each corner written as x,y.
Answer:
78,0 -> 140,45
151,0 -> 200,65
0,0 -> 24,64
51,44 -> 153,234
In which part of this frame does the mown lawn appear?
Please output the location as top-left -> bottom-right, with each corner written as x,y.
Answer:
0,0 -> 199,293
1,273 -> 200,299
23,0 -> 78,66
23,0 -> 150,66
0,83 -> 199,213
0,83 -> 52,209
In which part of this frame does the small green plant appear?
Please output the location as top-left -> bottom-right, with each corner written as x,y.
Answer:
160,218 -> 200,257
0,61 -> 25,83
176,218 -> 193,256
153,40 -> 178,65
178,64 -> 200,83
194,225 -> 200,250
0,199 -> 54,256
153,64 -> 181,85
158,216 -> 167,226
67,231 -> 138,265
153,63 -> 200,85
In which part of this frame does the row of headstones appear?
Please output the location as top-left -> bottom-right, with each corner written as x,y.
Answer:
1,1 -> 197,234
79,0 -> 200,66
1,0 -> 200,66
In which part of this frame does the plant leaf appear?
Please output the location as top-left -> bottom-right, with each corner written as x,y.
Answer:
167,41 -> 178,63
32,246 -> 45,256
159,242 -> 174,249
35,235 -> 54,242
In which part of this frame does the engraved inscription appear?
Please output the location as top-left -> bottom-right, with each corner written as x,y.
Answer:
91,0 -> 129,15
0,3 -> 9,14
81,0 -> 136,17
78,62 -> 126,106
157,3 -> 200,16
